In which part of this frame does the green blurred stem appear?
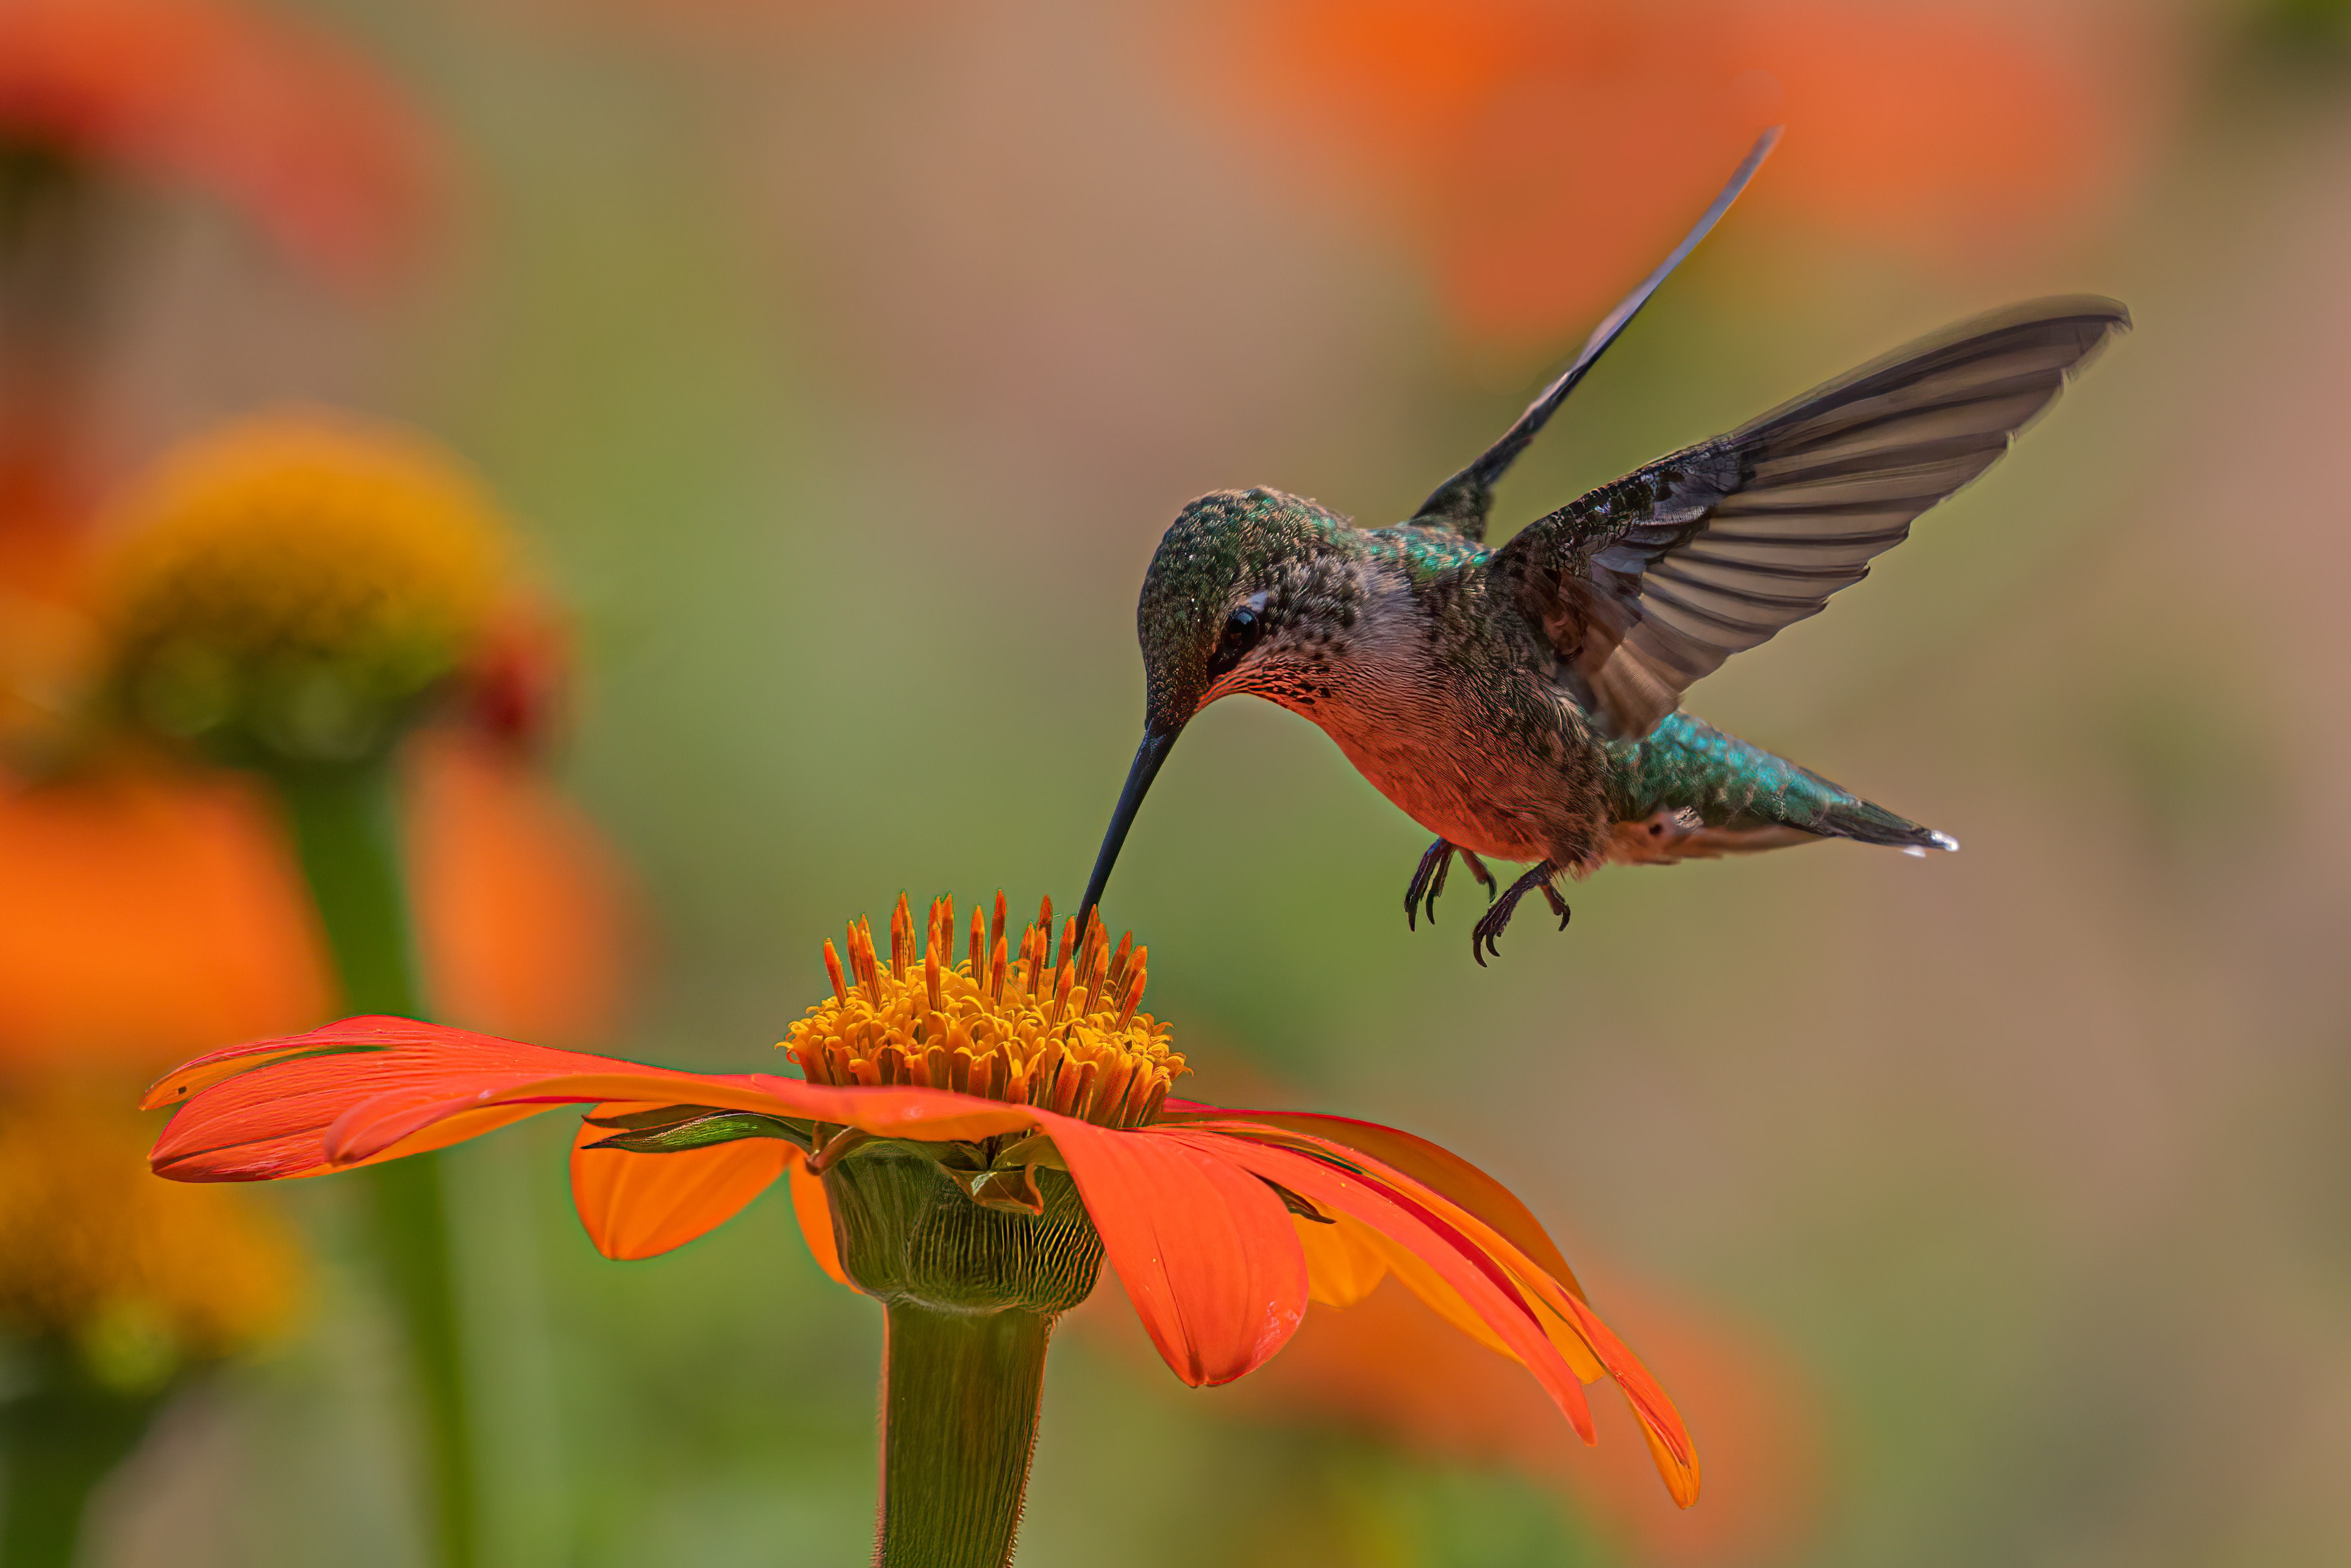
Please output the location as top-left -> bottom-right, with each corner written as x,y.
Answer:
0,1374 -> 163,1568
875,1303 -> 1053,1568
273,761 -> 420,1018
271,759 -> 478,1568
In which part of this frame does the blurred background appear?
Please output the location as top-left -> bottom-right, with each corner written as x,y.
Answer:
2,0 -> 2348,1564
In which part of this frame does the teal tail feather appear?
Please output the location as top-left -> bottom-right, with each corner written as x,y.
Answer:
1600,713 -> 1956,865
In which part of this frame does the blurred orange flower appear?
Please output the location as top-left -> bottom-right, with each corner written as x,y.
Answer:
1204,1269 -> 1822,1564
406,725 -> 641,1051
1179,0 -> 2177,342
0,729 -> 640,1077
0,0 -> 446,284
0,759 -> 327,1074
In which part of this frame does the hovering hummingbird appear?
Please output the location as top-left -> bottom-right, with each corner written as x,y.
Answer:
1078,130 -> 2128,962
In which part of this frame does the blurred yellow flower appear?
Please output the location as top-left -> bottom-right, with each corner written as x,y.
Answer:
104,411 -> 510,763
0,1087 -> 300,1392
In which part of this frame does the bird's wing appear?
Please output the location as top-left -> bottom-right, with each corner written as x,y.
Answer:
1490,296 -> 2130,740
1406,128 -> 1781,542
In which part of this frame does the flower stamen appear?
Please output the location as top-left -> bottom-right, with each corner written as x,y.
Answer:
823,940 -> 850,1007
786,895 -> 1186,1129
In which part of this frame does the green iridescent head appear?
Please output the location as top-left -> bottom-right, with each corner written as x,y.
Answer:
1135,487 -> 1345,736
1081,487 -> 1345,923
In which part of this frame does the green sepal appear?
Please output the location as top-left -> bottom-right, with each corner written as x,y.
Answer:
865,1132 -> 1071,1216
963,1165 -> 1044,1215
581,1103 -> 727,1131
986,1130 -> 1067,1172
583,1111 -> 811,1155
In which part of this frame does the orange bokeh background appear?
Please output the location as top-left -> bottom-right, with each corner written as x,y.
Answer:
1178,0 -> 2176,342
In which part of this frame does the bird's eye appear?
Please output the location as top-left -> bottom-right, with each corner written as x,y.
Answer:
1208,600 -> 1266,679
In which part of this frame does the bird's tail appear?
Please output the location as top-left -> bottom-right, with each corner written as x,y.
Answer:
1600,714 -> 1955,867
1812,793 -> 1958,853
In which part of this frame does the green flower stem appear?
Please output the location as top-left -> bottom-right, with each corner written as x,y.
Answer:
876,1303 -> 1054,1568
827,1148 -> 1101,1568
271,758 -> 477,1568
272,761 -> 420,1018
0,1366 -> 164,1568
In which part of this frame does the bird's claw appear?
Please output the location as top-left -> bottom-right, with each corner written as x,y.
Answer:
1405,840 -> 1445,929
1405,840 -> 1498,929
1469,862 -> 1569,967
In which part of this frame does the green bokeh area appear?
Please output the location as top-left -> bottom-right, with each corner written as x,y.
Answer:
67,2 -> 2351,1566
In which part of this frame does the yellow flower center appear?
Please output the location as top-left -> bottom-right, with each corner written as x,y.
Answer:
784,894 -> 1186,1129
104,409 -> 509,757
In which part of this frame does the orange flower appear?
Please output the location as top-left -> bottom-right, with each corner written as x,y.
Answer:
0,0 -> 445,282
145,894 -> 1702,1506
1179,0 -> 2176,342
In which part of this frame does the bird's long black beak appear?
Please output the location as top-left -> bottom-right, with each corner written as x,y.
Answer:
1078,726 -> 1179,928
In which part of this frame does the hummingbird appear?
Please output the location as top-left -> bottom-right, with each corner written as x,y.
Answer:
1078,130 -> 2128,962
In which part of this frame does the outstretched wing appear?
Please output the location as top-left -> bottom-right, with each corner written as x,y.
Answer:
1490,296 -> 2131,740
1408,127 -> 1781,542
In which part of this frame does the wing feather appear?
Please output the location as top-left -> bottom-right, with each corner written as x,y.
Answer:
1491,296 -> 2128,739
1406,129 -> 1781,540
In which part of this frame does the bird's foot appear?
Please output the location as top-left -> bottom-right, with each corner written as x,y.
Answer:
1471,862 -> 1569,966
1405,839 -> 1497,929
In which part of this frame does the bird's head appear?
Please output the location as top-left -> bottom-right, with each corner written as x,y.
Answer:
1081,488 -> 1348,921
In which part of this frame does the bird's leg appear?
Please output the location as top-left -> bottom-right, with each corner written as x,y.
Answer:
1472,861 -> 1569,967
1406,840 -> 1501,929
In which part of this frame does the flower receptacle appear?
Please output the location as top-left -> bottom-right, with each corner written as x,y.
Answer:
823,1144 -> 1101,1317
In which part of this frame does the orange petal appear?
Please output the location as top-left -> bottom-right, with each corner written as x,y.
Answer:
1043,1114 -> 1306,1386
1295,1212 -> 1387,1308
147,1016 -> 625,1178
1213,1128 -> 1692,1504
1161,1106 -> 1584,1297
1215,1119 -> 1708,1497
567,1106 -> 792,1261
785,1148 -> 850,1288
1209,1120 -> 1702,1497
1346,1215 -> 1519,1361
1178,1115 -> 1609,1381
1176,1129 -> 1608,1448
315,1070 -> 1038,1167
147,1015 -> 1045,1181
143,1035 -> 365,1108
